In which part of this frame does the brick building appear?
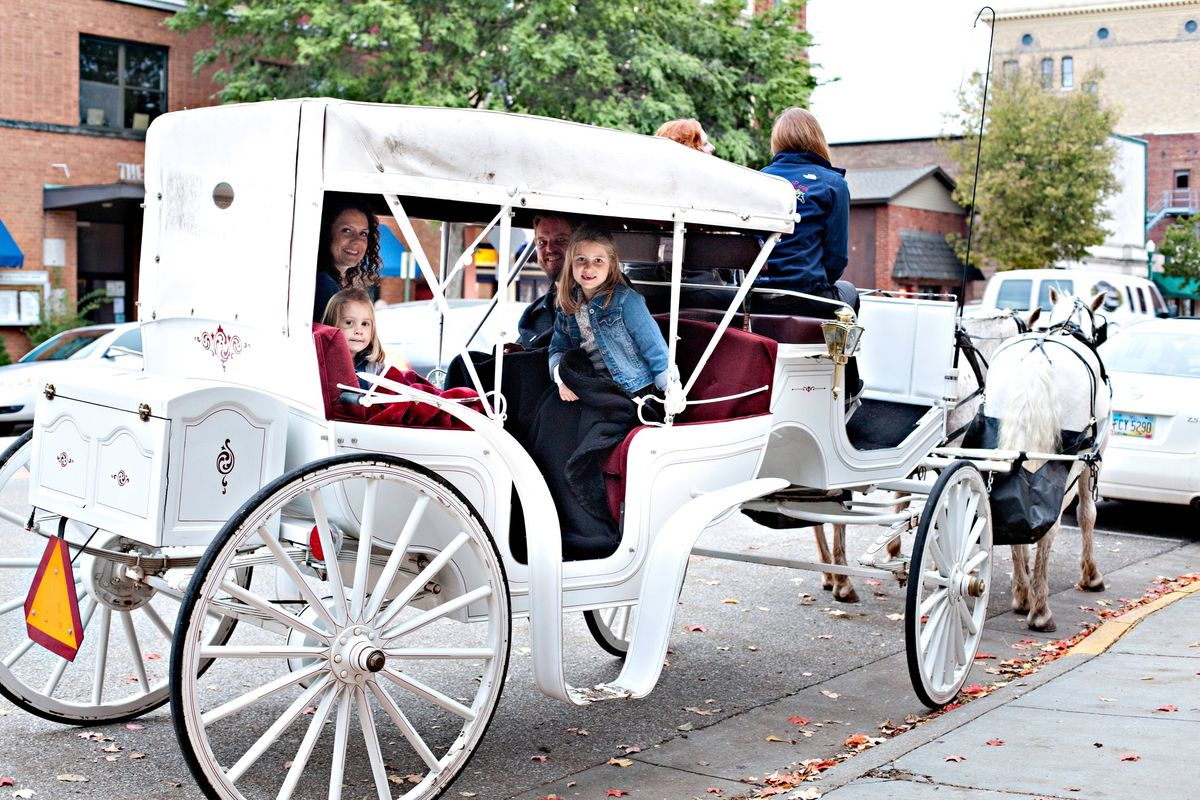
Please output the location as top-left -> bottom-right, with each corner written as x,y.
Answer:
992,0 -> 1200,306
0,0 -> 218,359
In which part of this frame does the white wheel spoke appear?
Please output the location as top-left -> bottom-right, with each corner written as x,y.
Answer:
920,599 -> 948,659
2,637 -> 36,668
0,558 -> 39,568
220,580 -> 331,644
375,532 -> 469,632
381,667 -> 476,720
918,587 -> 948,618
350,478 -> 380,621
199,644 -> 327,659
309,490 -> 350,626
140,602 -> 174,639
259,526 -> 339,631
226,677 -> 331,782
279,682 -> 340,800
118,610 -> 151,693
328,685 -> 353,800
957,597 -> 979,637
926,535 -> 951,578
202,662 -> 326,726
354,685 -> 396,799
936,602 -> 958,690
921,570 -> 950,589
384,585 -> 492,642
958,494 -> 981,561
363,496 -> 429,621
384,647 -> 495,661
964,549 -> 989,573
367,678 -> 442,772
942,487 -> 962,556
0,594 -> 30,616
91,606 -> 112,705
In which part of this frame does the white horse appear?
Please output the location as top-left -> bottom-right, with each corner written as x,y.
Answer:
815,311 -> 1030,603
983,288 -> 1110,631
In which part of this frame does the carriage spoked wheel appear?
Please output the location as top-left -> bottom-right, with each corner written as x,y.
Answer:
171,454 -> 511,800
0,431 -> 243,725
904,460 -> 993,709
583,604 -> 636,657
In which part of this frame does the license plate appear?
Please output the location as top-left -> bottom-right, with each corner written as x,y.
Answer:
1113,412 -> 1154,438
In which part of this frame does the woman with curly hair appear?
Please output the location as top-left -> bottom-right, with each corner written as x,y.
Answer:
653,118 -> 715,154
313,194 -> 383,322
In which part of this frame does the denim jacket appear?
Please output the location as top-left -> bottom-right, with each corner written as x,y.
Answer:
548,283 -> 673,395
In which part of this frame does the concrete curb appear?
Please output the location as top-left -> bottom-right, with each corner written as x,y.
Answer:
1069,577 -> 1200,655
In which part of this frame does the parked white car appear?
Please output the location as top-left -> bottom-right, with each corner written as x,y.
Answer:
1098,318 -> 1200,510
0,322 -> 142,434
374,298 -> 530,381
971,269 -> 1169,332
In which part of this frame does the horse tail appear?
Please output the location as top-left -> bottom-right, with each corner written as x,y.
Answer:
998,347 -> 1061,460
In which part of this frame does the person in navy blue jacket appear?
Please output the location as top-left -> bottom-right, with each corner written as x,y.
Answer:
751,107 -> 858,319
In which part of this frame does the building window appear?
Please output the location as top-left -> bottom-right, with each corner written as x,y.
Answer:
1001,59 -> 1018,78
1040,58 -> 1054,88
1175,170 -> 1192,205
79,35 -> 168,131
1021,33 -> 1034,46
1061,56 -> 1074,89
1186,19 -> 1198,34
1097,26 -> 1110,40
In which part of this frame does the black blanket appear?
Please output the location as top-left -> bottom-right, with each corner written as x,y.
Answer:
527,349 -> 659,560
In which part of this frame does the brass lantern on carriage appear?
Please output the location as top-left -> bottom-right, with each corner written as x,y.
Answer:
821,306 -> 864,398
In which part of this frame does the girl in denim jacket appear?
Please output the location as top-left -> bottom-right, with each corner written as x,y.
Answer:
549,226 -> 673,400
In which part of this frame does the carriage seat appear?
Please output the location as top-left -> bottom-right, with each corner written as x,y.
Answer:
313,324 -> 479,429
673,308 -> 826,345
602,317 -> 778,521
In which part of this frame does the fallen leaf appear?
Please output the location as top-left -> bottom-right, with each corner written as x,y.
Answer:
608,758 -> 633,768
974,653 -> 995,660
799,593 -> 816,605
1138,676 -> 1154,681
986,739 -> 1005,747
387,776 -> 405,786
0,779 -> 12,788
885,613 -> 904,621
684,625 -> 708,633
747,645 -> 760,652
565,727 -> 590,736
606,791 -> 628,798
864,578 -> 882,586
707,789 -> 722,795
56,775 -> 89,783
844,734 -> 871,747
820,690 -> 840,700
459,792 -> 477,798
129,752 -> 145,760
619,745 -> 642,755
788,716 -> 811,725
816,634 -> 833,640
124,723 -> 144,731
961,685 -> 987,696
685,706 -> 716,716
677,722 -> 694,732
101,745 -> 122,753
944,755 -> 966,763
722,598 -> 740,604
1119,754 -> 1141,762
13,790 -> 34,799
1098,696 -> 1115,702
145,653 -> 162,661
515,646 -> 531,656
765,735 -> 786,743
300,706 -> 317,716
529,755 -> 548,763
1155,705 -> 1178,713
826,609 -> 848,618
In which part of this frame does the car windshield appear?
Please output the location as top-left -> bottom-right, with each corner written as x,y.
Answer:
1102,328 -> 1200,378
19,329 -> 110,363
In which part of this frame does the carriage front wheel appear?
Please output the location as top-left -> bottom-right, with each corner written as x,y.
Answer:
171,454 -> 511,800
905,460 -> 993,708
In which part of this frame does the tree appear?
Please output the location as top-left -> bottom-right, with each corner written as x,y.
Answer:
947,68 -> 1120,271
169,0 -> 816,166
1157,213 -> 1200,290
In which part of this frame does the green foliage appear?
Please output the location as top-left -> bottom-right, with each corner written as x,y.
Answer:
1158,213 -> 1200,289
947,68 -> 1120,271
169,0 -> 816,167
25,289 -> 108,350
0,345 -> 11,367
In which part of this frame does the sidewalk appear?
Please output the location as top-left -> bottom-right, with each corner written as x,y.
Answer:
814,577 -> 1200,799
517,543 -> 1200,800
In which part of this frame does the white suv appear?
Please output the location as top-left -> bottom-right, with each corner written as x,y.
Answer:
974,269 -> 1169,331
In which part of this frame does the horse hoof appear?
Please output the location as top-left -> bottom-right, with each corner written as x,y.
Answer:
1011,600 -> 1029,614
1027,616 -> 1057,633
833,588 -> 860,604
1076,579 -> 1106,593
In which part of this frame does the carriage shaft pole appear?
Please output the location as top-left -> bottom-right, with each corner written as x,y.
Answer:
691,547 -> 903,579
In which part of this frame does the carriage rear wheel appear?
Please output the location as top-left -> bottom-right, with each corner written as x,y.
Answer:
905,460 -> 993,708
171,454 -> 510,800
583,605 -> 636,657
0,431 -> 240,724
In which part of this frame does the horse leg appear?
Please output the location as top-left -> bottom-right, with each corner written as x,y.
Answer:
814,525 -> 835,592
830,524 -> 859,603
1075,469 -> 1105,592
1010,543 -> 1031,614
1026,524 -> 1058,632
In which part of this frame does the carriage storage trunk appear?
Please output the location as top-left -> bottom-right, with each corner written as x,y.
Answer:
29,366 -> 286,548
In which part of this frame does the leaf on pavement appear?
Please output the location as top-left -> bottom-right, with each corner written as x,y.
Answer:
885,613 -> 904,621
0,778 -> 13,788
788,716 -> 811,726
684,625 -> 708,633
685,706 -> 717,716
961,684 -> 987,696
129,752 -> 145,760
844,734 -> 871,747
1155,705 -> 1178,712
1119,754 -> 1141,762
55,775 -> 89,783
606,790 -> 629,797
986,739 -> 1005,746
529,755 -> 548,763
13,790 -> 34,799
124,723 -> 144,731
944,755 -> 966,763
765,735 -> 787,743
819,690 -> 840,700
864,578 -> 882,586
677,722 -> 694,732
974,653 -> 995,660
608,758 -> 634,768
722,598 -> 739,604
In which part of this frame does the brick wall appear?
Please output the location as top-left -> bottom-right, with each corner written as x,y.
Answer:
1139,131 -> 1200,240
875,206 -> 968,292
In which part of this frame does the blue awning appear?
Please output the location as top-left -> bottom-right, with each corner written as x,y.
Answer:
379,226 -> 413,278
0,219 -> 23,268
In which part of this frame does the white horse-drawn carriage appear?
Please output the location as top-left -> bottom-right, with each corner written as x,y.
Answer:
0,99 -> 1084,800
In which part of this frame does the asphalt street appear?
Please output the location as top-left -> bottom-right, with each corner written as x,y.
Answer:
0,443 -> 1193,800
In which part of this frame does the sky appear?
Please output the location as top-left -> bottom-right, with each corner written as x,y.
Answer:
806,0 -> 1011,143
